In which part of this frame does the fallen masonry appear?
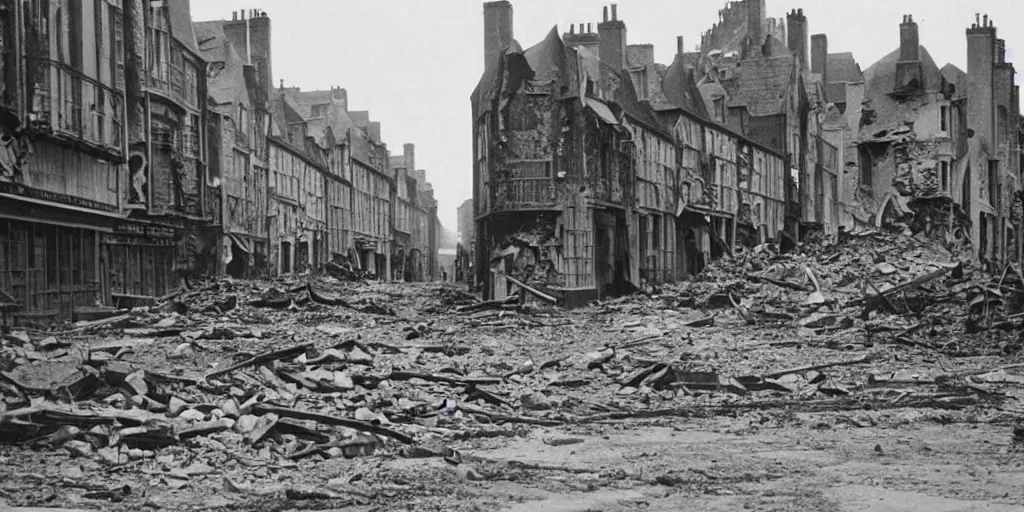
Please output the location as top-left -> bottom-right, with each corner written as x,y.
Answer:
0,230 -> 1022,510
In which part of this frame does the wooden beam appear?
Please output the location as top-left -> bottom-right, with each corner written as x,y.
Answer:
491,269 -> 558,304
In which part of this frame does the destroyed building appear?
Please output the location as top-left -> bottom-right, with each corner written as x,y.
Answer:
0,0 -> 216,322
472,2 -> 788,303
846,14 -> 1022,264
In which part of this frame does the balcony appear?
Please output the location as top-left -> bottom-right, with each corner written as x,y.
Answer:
486,160 -> 557,213
147,60 -> 198,109
27,57 -> 124,155
489,177 -> 557,212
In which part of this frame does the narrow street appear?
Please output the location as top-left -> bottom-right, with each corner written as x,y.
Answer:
2,229 -> 1022,512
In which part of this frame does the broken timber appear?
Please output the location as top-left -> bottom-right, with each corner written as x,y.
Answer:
491,270 -> 558,305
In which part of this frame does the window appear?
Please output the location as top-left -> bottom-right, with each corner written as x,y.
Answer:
940,160 -> 949,193
989,160 -> 999,204
652,215 -> 661,250
859,146 -> 873,187
237,105 -> 248,134
713,97 -> 725,121
311,103 -> 329,118
940,105 -> 949,132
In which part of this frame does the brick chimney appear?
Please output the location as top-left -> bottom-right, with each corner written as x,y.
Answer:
967,13 -> 996,145
786,9 -> 807,69
331,86 -> 348,110
746,0 -> 765,54
483,1 -> 514,72
676,36 -> 684,56
598,4 -> 627,71
404,143 -> 415,173
811,34 -> 828,86
899,14 -> 920,61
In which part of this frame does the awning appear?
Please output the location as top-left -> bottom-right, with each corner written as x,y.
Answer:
586,97 -> 618,125
228,233 -> 252,254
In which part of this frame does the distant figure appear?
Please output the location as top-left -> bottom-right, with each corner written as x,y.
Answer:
442,269 -> 448,282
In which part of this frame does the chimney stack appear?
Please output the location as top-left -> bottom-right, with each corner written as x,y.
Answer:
404,143 -> 415,174
996,38 -> 1006,63
746,0 -> 765,56
967,13 -> 996,146
587,23 -> 592,33
786,8 -> 807,69
603,6 -> 608,22
483,1 -> 514,72
598,4 -> 627,71
677,36 -> 684,56
811,34 -> 828,88
899,14 -> 920,62
232,11 -> 238,21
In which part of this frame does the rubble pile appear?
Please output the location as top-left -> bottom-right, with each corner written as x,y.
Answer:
671,227 -> 1023,353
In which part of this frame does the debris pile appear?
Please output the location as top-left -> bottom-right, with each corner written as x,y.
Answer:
671,228 -> 1023,353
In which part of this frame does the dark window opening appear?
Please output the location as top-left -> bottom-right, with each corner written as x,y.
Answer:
940,160 -> 949,192
940,105 -> 949,132
858,146 -> 873,187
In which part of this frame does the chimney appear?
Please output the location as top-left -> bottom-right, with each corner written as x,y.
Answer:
967,14 -> 996,145
483,1 -> 514,72
332,87 -> 348,110
569,24 -> 575,35
811,34 -> 828,87
279,78 -> 283,89
899,14 -> 920,62
404,143 -> 415,173
598,4 -> 627,71
587,23 -> 592,33
223,10 -> 274,104
603,6 -> 608,22
232,11 -> 238,21
786,8 -> 807,68
627,44 -> 654,68
996,38 -> 1006,64
746,0 -> 765,55
677,36 -> 684,56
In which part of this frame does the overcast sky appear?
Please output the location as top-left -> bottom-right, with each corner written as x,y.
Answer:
191,0 -> 1023,230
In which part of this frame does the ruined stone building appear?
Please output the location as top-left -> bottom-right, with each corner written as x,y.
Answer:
195,16 -> 271,279
348,111 -> 394,278
0,0 -> 214,322
472,2 -> 788,303
390,144 -> 432,281
847,14 -> 1021,264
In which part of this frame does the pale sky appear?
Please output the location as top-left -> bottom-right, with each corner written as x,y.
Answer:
191,0 -> 1023,230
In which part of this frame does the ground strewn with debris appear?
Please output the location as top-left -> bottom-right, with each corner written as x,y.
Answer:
2,233 -> 1024,511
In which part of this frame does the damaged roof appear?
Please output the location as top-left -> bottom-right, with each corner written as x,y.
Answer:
654,53 -> 711,121
860,45 -> 947,136
825,52 -> 864,104
194,21 -> 249,108
863,45 -> 944,96
726,55 -> 796,116
471,39 -> 524,120
827,52 -> 864,83
169,0 -> 201,56
940,63 -> 968,96
523,26 -> 565,84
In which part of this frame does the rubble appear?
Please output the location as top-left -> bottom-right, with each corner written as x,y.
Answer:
0,244 -> 1021,509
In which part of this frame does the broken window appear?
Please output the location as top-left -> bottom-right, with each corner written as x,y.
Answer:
713,97 -> 725,122
940,160 -> 949,193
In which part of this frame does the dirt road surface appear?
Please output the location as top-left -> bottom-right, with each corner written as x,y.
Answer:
1,276 -> 1022,512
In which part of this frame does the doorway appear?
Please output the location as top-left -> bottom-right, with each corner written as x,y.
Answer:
280,241 -> 292,274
